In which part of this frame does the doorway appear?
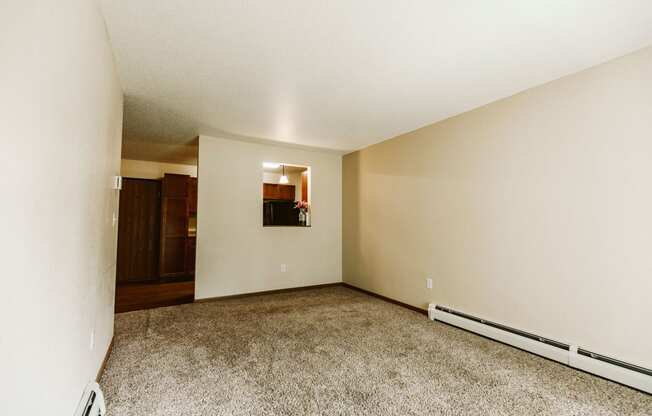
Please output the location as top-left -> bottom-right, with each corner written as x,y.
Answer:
115,174 -> 197,312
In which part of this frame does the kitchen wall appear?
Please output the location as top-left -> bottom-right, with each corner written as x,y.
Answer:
121,158 -> 197,179
343,46 -> 652,368
196,136 -> 341,298
0,1 -> 123,414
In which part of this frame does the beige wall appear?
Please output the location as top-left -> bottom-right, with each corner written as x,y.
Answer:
121,158 -> 197,179
343,47 -> 652,368
0,0 -> 123,414
196,136 -> 341,298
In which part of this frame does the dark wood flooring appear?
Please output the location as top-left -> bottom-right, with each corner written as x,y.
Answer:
115,281 -> 195,313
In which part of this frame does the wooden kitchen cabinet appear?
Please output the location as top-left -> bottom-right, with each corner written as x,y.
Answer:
162,173 -> 189,198
116,178 -> 161,283
263,183 -> 295,201
115,173 -> 198,313
188,177 -> 198,214
263,183 -> 279,200
278,185 -> 295,200
185,237 -> 196,276
160,174 -> 190,278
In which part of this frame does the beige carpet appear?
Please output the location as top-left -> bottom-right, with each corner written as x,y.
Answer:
100,286 -> 651,415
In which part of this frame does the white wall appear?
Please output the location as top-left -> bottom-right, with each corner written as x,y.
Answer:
0,1 -> 123,414
343,47 -> 652,369
196,136 -> 341,298
121,158 -> 197,179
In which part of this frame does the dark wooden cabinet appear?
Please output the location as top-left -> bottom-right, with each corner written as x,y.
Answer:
160,236 -> 187,276
162,173 -> 189,198
185,237 -> 196,276
115,173 -> 197,313
279,185 -> 295,200
263,183 -> 279,200
162,198 -> 188,237
263,183 -> 295,201
188,177 -> 198,214
160,174 -> 190,278
117,174 -> 197,283
116,178 -> 161,283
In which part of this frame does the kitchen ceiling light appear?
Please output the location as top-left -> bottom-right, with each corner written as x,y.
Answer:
279,164 -> 289,184
262,162 -> 281,169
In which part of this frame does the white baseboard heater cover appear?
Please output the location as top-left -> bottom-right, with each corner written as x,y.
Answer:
74,382 -> 106,416
429,304 -> 652,394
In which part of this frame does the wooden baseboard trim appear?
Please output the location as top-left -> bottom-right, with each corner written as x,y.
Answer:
196,282 -> 428,316
341,282 -> 428,316
195,282 -> 342,303
96,336 -> 114,382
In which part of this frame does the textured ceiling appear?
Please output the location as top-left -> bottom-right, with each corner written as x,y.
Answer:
101,1 -> 652,152
121,140 -> 198,165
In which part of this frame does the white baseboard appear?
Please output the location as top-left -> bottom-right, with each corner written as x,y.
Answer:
429,303 -> 651,394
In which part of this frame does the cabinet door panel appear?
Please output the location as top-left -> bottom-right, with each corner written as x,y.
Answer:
188,177 -> 198,213
185,237 -> 196,275
161,236 -> 186,276
279,185 -> 295,201
162,198 -> 188,237
116,178 -> 160,283
160,173 -> 190,277
162,173 -> 189,197
263,183 -> 279,199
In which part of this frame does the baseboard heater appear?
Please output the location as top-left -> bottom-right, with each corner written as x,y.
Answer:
74,382 -> 106,416
429,304 -> 652,394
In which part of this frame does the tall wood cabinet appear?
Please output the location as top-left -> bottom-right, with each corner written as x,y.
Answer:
116,178 -> 161,283
186,177 -> 197,277
188,177 -> 198,213
160,174 -> 191,278
116,173 -> 197,284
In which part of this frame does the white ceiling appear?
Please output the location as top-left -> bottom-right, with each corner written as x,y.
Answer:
100,1 -> 652,152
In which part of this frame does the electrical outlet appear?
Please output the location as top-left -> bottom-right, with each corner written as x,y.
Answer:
426,278 -> 433,289
89,328 -> 95,350
280,264 -> 287,273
